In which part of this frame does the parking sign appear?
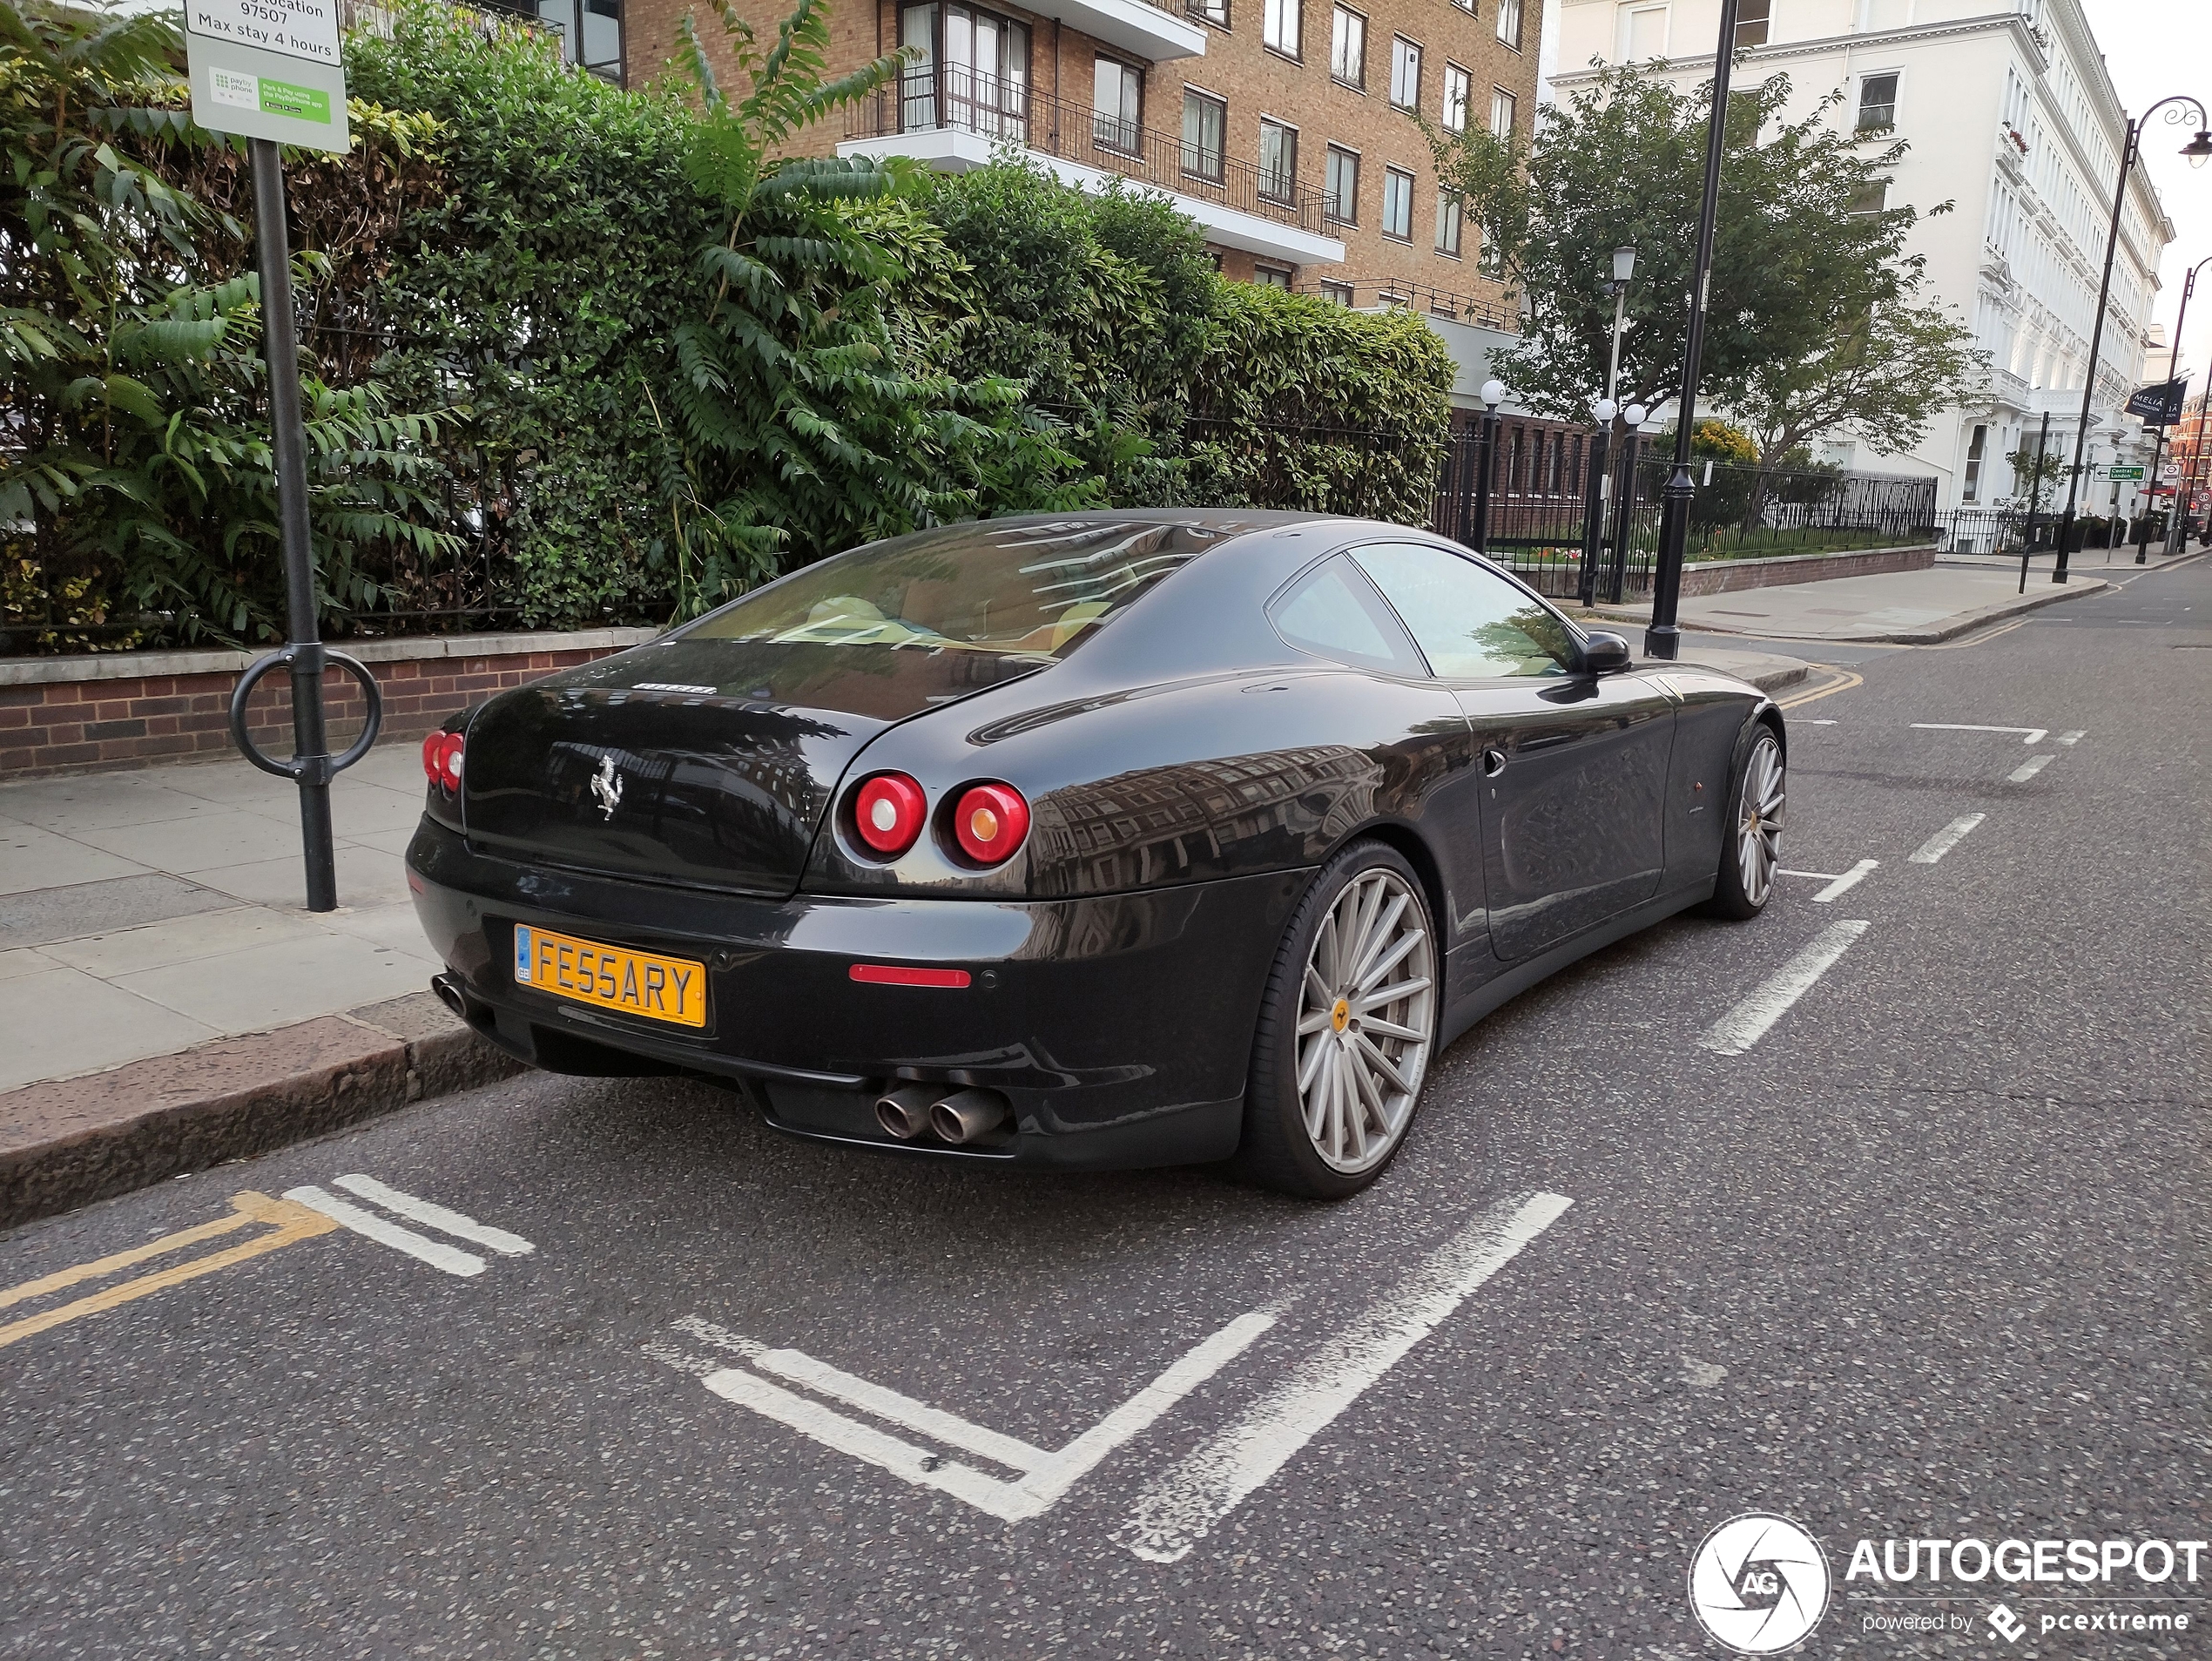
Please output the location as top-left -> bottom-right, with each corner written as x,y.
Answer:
184,0 -> 349,152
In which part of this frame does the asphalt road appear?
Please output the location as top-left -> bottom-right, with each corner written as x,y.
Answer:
3,559 -> 2206,1660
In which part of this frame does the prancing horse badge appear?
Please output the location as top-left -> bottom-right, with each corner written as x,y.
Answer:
590,753 -> 624,820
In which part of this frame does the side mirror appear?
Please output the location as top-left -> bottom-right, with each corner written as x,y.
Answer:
1581,631 -> 1633,674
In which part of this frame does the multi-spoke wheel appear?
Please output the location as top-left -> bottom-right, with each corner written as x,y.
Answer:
1235,843 -> 1438,1198
1707,724 -> 1784,920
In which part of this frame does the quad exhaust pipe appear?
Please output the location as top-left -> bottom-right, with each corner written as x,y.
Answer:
873,1084 -> 1011,1145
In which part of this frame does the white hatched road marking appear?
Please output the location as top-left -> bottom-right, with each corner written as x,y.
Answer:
1699,921 -> 1872,1057
1778,861 -> 1879,901
282,1178 -> 536,1278
2007,754 -> 2055,784
1112,1192 -> 1574,1563
1910,723 -> 2047,744
1909,813 -> 1986,865
2055,731 -> 2087,746
285,1185 -> 485,1277
331,1175 -> 535,1256
657,1308 -> 1280,1523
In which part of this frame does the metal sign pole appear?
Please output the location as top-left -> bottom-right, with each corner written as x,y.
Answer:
249,139 -> 337,910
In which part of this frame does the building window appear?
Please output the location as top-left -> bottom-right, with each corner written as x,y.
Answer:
1382,165 -> 1413,240
1732,0 -> 1769,48
1434,188 -> 1462,256
1850,180 -> 1887,215
1451,0 -> 1473,13
1092,57 -> 1141,152
536,0 -> 624,81
1443,62 -> 1470,132
1490,85 -> 1516,136
1964,423 -> 1987,501
903,3 -> 1029,138
1390,36 -> 1420,111
1181,88 -> 1227,182
1494,0 -> 1521,51
1857,71 -> 1898,132
1190,0 -> 1228,24
1622,3 -> 1667,58
1264,0 -> 1299,57
1320,280 -> 1355,305
1259,118 -> 1298,203
1477,231 -> 1502,278
1330,5 -> 1365,88
1325,144 -> 1359,223
1254,263 -> 1293,289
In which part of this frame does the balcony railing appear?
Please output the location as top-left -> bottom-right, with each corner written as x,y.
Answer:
1295,276 -> 1515,331
847,70 -> 1331,237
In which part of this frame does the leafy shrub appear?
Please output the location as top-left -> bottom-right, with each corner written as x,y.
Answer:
1180,285 -> 1455,523
1,0 -> 457,648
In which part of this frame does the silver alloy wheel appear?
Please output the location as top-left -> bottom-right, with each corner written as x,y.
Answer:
1737,733 -> 1785,907
1294,867 -> 1436,1174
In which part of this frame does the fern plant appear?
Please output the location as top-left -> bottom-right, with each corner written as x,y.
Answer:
2,0 -> 458,647
658,0 -> 1092,616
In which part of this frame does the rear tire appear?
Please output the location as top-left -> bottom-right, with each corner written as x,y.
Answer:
1231,841 -> 1438,1199
1704,723 -> 1784,920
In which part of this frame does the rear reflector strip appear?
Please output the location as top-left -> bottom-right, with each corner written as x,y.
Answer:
849,964 -> 971,989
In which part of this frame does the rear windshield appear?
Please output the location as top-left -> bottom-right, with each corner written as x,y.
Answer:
684,518 -> 1222,661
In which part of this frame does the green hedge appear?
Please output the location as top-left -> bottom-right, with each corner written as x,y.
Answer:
2,0 -> 1457,652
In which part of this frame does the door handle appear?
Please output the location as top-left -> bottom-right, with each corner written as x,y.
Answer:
1480,746 -> 1507,777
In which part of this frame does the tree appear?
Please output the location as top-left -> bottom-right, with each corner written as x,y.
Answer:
1735,288 -> 1986,479
655,0 -> 1092,615
1423,60 -> 1923,424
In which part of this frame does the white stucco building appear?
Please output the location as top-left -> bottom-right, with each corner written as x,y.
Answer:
1551,0 -> 2176,517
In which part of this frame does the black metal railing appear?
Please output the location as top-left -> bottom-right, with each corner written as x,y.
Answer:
1295,277 -> 1515,331
846,70 -> 1331,235
1427,429 -> 1945,601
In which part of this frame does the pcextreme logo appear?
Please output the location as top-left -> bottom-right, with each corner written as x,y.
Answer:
1689,1514 -> 1833,1654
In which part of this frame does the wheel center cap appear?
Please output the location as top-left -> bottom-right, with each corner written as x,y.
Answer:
1330,997 -> 1351,1034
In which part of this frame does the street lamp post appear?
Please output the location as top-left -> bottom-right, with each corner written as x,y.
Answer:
1578,396 -> 1619,608
2157,255 -> 2209,556
1606,402 -> 1649,604
2050,94 -> 2212,582
1473,379 -> 1507,556
1645,0 -> 1743,659
1605,246 -> 1636,407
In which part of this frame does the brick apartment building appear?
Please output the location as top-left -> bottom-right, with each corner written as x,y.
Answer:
540,0 -> 1540,316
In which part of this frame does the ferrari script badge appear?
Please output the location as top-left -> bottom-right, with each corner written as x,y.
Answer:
590,753 -> 624,820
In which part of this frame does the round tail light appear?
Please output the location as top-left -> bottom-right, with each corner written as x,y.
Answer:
421,731 -> 463,790
952,782 -> 1029,865
853,772 -> 927,856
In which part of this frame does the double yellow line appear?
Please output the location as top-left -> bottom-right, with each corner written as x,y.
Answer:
0,1191 -> 337,1350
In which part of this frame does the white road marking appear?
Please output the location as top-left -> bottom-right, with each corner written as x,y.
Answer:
1802,719 -> 1838,725
660,1309 -> 1279,1523
283,1185 -> 485,1277
1776,868 -> 1843,880
331,1175 -> 535,1255
1111,1192 -> 1573,1564
1910,723 -> 2047,745
756,1347 -> 1050,1473
1909,813 -> 1986,865
675,1315 -> 766,1360
1699,921 -> 1871,1057
2055,730 -> 2087,746
2007,754 -> 2054,784
1811,859 -> 1878,901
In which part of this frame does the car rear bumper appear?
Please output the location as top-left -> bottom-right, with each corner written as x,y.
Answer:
406,818 -> 1308,1170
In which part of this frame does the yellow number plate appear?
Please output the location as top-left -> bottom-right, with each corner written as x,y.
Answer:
512,923 -> 707,1029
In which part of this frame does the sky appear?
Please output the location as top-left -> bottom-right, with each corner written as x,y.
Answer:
2088,0 -> 2212,388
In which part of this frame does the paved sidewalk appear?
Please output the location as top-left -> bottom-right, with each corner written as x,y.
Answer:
1594,556 -> 2121,643
0,744 -> 432,1092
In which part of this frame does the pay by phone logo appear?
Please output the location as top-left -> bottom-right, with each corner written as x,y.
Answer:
1689,1514 -> 1833,1654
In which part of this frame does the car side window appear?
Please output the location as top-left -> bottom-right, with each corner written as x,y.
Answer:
1350,542 -> 1578,679
1268,555 -> 1428,676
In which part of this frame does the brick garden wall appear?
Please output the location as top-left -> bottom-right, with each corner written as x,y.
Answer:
1677,545 -> 1937,598
0,629 -> 659,780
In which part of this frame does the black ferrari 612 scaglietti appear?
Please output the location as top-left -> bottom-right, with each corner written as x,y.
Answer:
408,510 -> 1784,1197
